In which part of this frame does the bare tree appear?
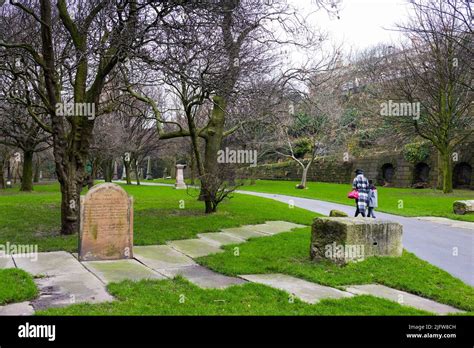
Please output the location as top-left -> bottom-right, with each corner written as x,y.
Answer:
0,1 -> 176,234
393,0 -> 473,193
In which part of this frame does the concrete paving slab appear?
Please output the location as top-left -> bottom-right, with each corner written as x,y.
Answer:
162,265 -> 247,289
197,232 -> 246,246
31,272 -> 114,310
0,301 -> 34,316
13,251 -> 85,276
220,226 -> 268,240
82,259 -> 165,284
240,273 -> 353,304
345,284 -> 464,315
12,251 -> 115,310
252,221 -> 306,235
134,245 -> 196,270
167,239 -> 224,258
0,256 -> 15,269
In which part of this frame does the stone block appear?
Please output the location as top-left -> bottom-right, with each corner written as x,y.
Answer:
453,200 -> 474,215
329,210 -> 348,217
310,217 -> 403,264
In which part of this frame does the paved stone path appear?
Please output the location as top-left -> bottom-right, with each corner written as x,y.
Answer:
0,220 -> 464,316
240,274 -> 353,304
344,284 -> 464,315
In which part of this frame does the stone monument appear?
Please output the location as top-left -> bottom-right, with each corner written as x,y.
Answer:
79,183 -> 133,261
175,164 -> 186,189
146,156 -> 153,180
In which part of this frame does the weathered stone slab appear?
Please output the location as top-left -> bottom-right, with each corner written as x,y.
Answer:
82,259 -> 165,284
252,221 -> 306,235
0,301 -> 34,316
167,239 -> 224,258
161,265 -> 246,289
310,217 -> 403,265
14,251 -> 114,309
345,284 -> 463,315
240,273 -> 353,304
0,256 -> 15,269
220,226 -> 268,240
453,200 -> 474,215
31,272 -> 114,310
197,232 -> 246,246
134,245 -> 196,270
13,251 -> 86,276
79,183 -> 133,261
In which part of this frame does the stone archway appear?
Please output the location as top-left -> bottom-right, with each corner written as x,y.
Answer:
381,163 -> 395,184
453,162 -> 472,189
413,162 -> 430,184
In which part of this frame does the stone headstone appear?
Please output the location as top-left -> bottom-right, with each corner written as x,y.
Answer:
175,164 -> 186,189
310,217 -> 402,265
79,183 -> 133,261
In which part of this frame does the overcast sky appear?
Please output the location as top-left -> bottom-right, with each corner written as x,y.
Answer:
290,0 -> 412,52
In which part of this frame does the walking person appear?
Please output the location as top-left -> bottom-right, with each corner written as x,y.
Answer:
352,169 -> 369,217
367,180 -> 378,218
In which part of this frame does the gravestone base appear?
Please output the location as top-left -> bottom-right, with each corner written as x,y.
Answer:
79,183 -> 133,261
310,217 -> 403,265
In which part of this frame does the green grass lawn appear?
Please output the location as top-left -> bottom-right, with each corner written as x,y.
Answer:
37,277 -> 430,316
239,180 -> 474,222
1,182 -> 473,315
0,183 -> 315,252
197,227 -> 474,313
0,268 -> 37,305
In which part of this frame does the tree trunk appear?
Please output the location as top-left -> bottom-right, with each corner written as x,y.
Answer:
0,162 -> 4,189
103,159 -> 113,182
58,166 -> 83,235
124,161 -> 132,185
436,151 -> 443,190
299,166 -> 309,189
189,149 -> 196,186
201,96 -> 226,214
33,155 -> 40,183
440,151 -> 453,193
20,150 -> 34,192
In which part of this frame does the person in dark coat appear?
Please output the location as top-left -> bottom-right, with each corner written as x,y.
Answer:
352,169 -> 369,217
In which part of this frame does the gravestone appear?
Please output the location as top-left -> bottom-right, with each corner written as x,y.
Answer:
175,164 -> 186,189
79,183 -> 133,261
